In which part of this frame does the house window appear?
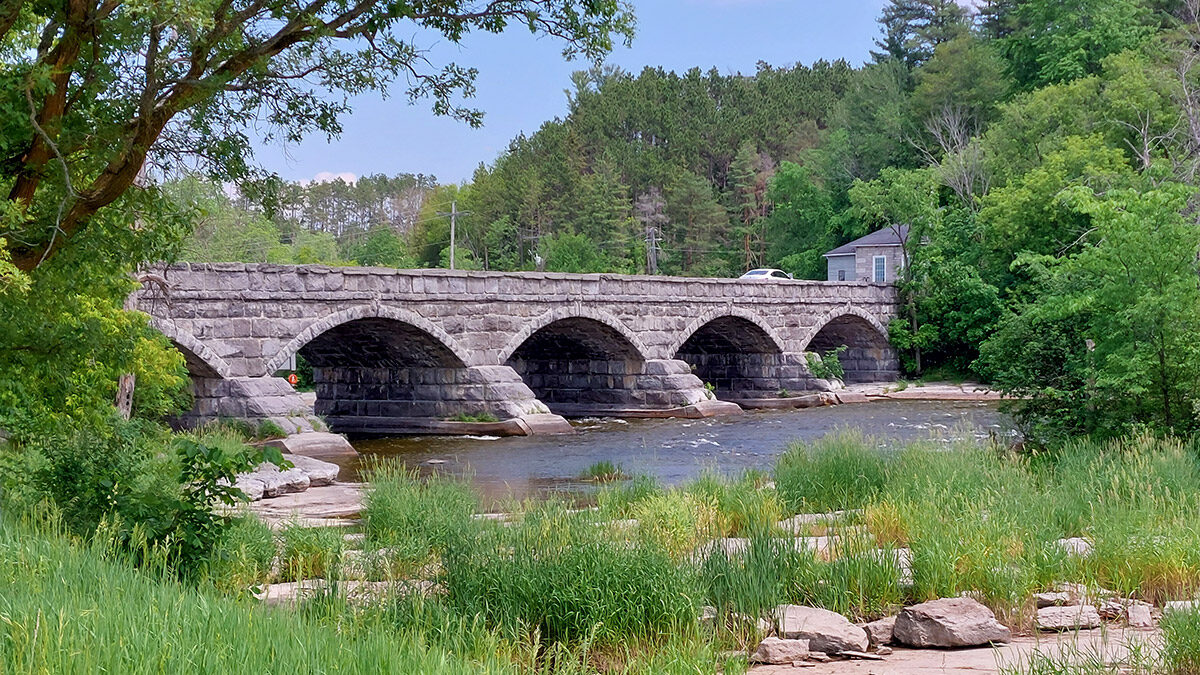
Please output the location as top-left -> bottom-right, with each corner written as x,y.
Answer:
873,255 -> 887,283
837,269 -> 846,281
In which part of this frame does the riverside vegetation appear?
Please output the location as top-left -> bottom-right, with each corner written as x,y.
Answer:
6,431 -> 1200,673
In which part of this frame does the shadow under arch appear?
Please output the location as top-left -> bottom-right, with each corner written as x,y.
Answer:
150,319 -> 233,379
672,312 -> 787,400
803,307 -> 897,383
504,313 -> 648,416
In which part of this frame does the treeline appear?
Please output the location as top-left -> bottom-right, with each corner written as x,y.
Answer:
180,173 -> 435,267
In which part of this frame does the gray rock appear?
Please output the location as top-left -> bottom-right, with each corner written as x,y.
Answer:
234,476 -> 265,501
1037,605 -> 1101,631
893,597 -> 1011,647
1056,537 -> 1093,557
283,453 -> 340,486
775,605 -> 869,654
1126,602 -> 1154,628
241,462 -> 310,497
751,637 -> 811,665
263,432 -> 358,462
1164,600 -> 1200,616
862,616 -> 896,647
1034,591 -> 1076,608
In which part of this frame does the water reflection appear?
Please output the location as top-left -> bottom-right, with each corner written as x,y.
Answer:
347,400 -> 1011,507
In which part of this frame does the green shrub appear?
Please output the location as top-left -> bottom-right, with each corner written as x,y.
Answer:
579,460 -> 626,482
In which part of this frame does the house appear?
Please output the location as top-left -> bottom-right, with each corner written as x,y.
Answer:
823,225 -> 909,283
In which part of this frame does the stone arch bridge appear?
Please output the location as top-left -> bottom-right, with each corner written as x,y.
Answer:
137,264 -> 899,435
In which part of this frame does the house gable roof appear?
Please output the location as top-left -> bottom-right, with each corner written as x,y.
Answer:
822,225 -> 909,258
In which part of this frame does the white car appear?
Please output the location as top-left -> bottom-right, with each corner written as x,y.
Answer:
738,268 -> 793,281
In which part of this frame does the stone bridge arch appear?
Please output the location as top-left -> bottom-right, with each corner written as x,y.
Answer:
150,318 -> 233,379
667,308 -> 796,401
497,307 -> 650,364
802,306 -> 898,383
264,304 -> 472,375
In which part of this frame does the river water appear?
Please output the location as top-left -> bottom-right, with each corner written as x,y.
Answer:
347,400 -> 1012,506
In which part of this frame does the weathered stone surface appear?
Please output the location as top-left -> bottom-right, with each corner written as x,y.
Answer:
263,432 -> 357,462
893,597 -> 1011,648
1034,591 -> 1076,608
862,616 -> 895,647
775,605 -> 870,654
240,463 -> 310,497
751,637 -> 810,664
281,453 -> 340,486
1164,600 -> 1200,615
249,482 -> 365,525
1037,605 -> 1102,631
1056,537 -> 1093,557
1126,602 -> 1154,628
139,264 -> 901,435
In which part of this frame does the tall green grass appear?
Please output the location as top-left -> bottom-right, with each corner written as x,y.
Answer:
0,519 -> 514,673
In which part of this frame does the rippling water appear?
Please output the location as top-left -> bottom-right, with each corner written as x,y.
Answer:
344,400 -> 1011,506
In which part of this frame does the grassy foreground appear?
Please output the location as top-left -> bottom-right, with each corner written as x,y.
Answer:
6,432 -> 1200,673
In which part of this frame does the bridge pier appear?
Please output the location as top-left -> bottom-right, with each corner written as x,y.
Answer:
176,376 -> 325,434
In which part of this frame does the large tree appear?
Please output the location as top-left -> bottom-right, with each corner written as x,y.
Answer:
0,0 -> 634,275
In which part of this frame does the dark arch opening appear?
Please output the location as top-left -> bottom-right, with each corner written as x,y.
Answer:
806,315 -> 898,383
674,316 -> 785,400
170,340 -> 222,379
297,318 -> 478,433
505,317 -> 645,416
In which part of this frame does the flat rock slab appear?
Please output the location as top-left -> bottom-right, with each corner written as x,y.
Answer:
256,579 -> 435,606
747,627 -> 1160,674
775,605 -> 869,654
262,432 -> 358,462
249,482 -> 364,526
893,597 -> 1010,648
283,454 -> 339,487
1037,605 -> 1102,631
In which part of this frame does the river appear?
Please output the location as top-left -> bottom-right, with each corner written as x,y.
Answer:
345,400 -> 1012,507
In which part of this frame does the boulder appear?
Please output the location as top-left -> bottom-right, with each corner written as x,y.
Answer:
1037,605 -> 1101,631
240,463 -> 310,498
893,597 -> 1011,648
1126,602 -> 1154,628
234,476 -> 266,501
1056,537 -> 1093,557
283,453 -> 340,486
862,616 -> 896,647
750,637 -> 811,664
775,605 -> 869,654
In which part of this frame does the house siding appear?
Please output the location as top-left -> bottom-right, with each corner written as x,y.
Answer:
854,245 -> 905,283
825,255 -> 856,282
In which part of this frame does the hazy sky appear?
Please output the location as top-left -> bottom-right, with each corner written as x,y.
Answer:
252,1 -> 891,185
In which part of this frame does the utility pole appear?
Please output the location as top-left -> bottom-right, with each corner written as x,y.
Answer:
437,200 -> 469,270
645,225 -> 660,275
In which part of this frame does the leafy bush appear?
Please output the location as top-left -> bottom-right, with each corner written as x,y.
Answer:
805,346 -> 847,381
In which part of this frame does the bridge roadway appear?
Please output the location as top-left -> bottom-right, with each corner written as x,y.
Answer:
136,263 -> 899,435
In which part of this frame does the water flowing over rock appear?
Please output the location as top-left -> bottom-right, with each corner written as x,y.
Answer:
892,597 -> 1011,648
774,605 -> 869,653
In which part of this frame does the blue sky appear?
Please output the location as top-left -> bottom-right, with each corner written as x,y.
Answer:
253,1 -> 890,185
